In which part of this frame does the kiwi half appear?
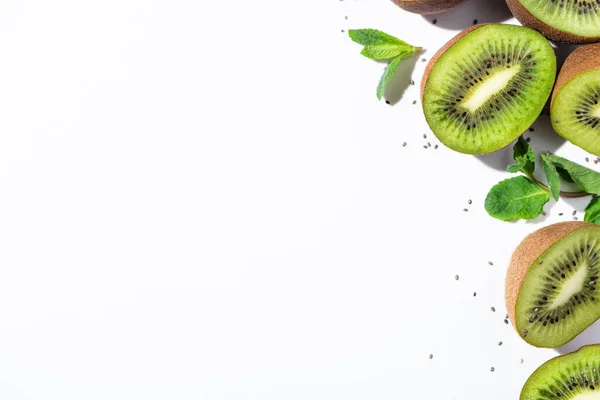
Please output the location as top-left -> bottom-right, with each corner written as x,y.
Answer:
506,222 -> 600,348
521,345 -> 600,400
507,0 -> 600,44
551,43 -> 600,156
421,24 -> 556,154
391,0 -> 467,14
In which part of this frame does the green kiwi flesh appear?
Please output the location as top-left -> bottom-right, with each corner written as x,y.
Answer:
552,69 -> 600,156
422,24 -> 556,154
514,0 -> 600,42
515,226 -> 600,348
521,345 -> 600,400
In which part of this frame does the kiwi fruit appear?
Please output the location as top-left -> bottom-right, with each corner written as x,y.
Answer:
521,345 -> 600,399
391,0 -> 467,14
506,221 -> 600,348
551,43 -> 600,156
506,0 -> 600,44
421,24 -> 556,154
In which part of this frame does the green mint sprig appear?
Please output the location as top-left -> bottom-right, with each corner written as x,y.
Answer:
485,137 -> 595,222
348,29 -> 422,100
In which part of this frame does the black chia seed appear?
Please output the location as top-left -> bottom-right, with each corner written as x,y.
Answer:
412,100 -> 417,105
463,208 -> 468,212
385,100 -> 390,105
421,58 -> 427,62
473,292 -> 477,297
473,19 -> 478,24
504,319 -> 509,324
423,134 -> 427,139
488,261 -> 493,266
491,306 -> 496,312
559,213 -> 563,216
498,341 -> 502,346
520,359 -> 524,364
526,137 -> 531,142
455,275 -> 459,281
432,19 -> 437,24
429,354 -> 433,359
468,199 -> 472,205
410,80 -> 415,85
434,145 -> 438,149
491,367 -> 495,372
529,128 -> 534,132
423,145 -> 428,149
402,142 -> 407,147
573,210 -> 577,216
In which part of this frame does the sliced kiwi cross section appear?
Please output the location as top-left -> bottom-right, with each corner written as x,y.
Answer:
521,345 -> 600,400
508,0 -> 600,44
422,24 -> 556,154
551,44 -> 600,155
507,222 -> 600,348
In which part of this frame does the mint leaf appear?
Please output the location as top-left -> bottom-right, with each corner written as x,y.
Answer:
484,176 -> 550,221
361,44 -> 419,61
348,29 -> 405,45
541,153 -> 561,201
585,197 -> 600,224
543,154 -> 600,194
376,55 -> 403,100
507,137 -> 535,175
556,166 -> 575,183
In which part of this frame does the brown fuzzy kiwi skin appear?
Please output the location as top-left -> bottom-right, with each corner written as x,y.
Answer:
391,0 -> 467,15
506,0 -> 600,44
505,222 -> 596,344
551,43 -> 600,106
420,24 -> 486,101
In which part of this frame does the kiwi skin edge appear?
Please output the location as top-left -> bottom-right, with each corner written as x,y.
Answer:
391,0 -> 467,15
506,0 -> 600,44
551,43 -> 600,107
505,222 -> 596,346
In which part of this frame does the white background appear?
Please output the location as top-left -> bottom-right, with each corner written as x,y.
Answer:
0,0 -> 598,399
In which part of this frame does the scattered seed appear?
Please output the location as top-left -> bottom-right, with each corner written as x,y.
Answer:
412,100 -> 417,105
529,128 -> 534,132
491,367 -> 495,372
595,160 -> 598,164
341,29 -> 345,33
421,58 -> 427,62
473,292 -> 477,297
402,142 -> 407,147
386,100 -> 390,105
468,199 -> 472,205
539,259 -> 543,264
505,314 -> 509,319
526,137 -> 531,142
473,19 -> 478,24
498,341 -> 503,346
523,329 -> 529,334
587,157 -> 590,162
432,19 -> 437,24
463,208 -> 468,212
573,210 -> 577,216
491,306 -> 496,312
429,354 -> 433,359
554,120 -> 560,123
504,319 -> 509,324
423,145 -> 428,149
520,359 -> 524,364
345,16 -> 348,20
410,80 -> 415,85
427,142 -> 431,147
423,134 -> 427,139
559,213 -> 564,216
574,217 -> 579,221
455,275 -> 459,281
488,261 -> 493,266
434,145 -> 438,149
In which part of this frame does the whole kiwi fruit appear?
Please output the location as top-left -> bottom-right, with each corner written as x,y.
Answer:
550,43 -> 600,156
506,0 -> 600,44
421,23 -> 556,154
506,221 -> 600,348
391,0 -> 467,15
